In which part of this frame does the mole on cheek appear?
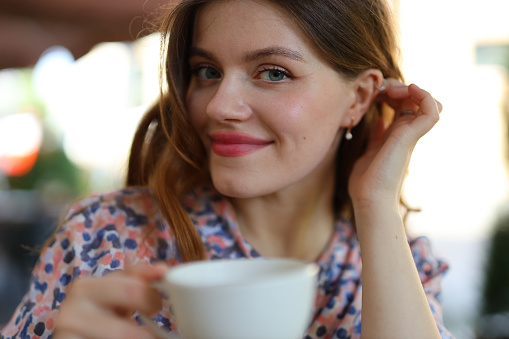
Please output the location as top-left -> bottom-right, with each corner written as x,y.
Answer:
303,136 -> 306,140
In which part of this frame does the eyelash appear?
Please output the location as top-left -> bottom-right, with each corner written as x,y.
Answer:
189,64 -> 293,81
258,66 -> 292,80
190,64 -> 219,77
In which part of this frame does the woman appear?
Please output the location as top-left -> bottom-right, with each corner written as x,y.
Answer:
1,0 -> 453,338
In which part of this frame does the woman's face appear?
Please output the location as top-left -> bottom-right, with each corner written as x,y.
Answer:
186,0 -> 356,198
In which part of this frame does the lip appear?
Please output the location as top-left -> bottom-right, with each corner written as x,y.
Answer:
209,131 -> 273,157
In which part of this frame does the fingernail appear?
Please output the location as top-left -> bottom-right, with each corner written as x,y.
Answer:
400,110 -> 415,116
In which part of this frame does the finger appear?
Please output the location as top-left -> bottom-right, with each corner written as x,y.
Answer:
52,330 -> 84,339
436,99 -> 443,113
124,263 -> 169,313
68,275 -> 162,316
385,84 -> 441,118
381,77 -> 406,91
377,84 -> 420,115
375,80 -> 405,104
408,84 -> 440,117
56,304 -> 154,339
123,262 -> 168,282
102,276 -> 162,316
402,84 -> 442,114
385,84 -> 409,97
405,84 -> 440,137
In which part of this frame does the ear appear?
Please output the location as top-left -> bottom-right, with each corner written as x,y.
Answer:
341,69 -> 384,127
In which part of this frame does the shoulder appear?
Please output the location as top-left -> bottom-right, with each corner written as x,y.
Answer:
59,186 -> 161,239
49,186 -> 168,276
62,186 -> 158,226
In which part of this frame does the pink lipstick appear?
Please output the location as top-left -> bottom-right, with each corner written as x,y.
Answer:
209,132 -> 273,157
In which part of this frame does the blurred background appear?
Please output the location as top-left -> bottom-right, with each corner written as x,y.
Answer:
0,0 -> 508,338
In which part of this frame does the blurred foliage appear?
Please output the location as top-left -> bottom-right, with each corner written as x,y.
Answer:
478,210 -> 509,338
481,212 -> 509,315
7,146 -> 84,194
2,67 -> 85,194
477,55 -> 509,339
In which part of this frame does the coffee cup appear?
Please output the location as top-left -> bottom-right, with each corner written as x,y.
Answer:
144,258 -> 318,339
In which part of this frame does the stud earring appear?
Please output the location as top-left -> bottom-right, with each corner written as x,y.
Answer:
345,117 -> 355,140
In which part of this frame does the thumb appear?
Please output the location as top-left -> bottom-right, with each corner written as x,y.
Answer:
125,262 -> 169,282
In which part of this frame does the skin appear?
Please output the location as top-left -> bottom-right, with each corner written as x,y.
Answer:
54,1 -> 443,338
54,264 -> 167,339
185,0 -> 369,260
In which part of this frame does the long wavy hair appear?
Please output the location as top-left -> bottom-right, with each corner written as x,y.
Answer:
126,0 -> 403,262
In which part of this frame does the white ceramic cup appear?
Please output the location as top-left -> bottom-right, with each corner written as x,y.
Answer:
156,258 -> 319,339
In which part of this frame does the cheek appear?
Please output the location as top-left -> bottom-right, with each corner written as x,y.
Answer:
185,89 -> 208,132
259,92 -> 344,138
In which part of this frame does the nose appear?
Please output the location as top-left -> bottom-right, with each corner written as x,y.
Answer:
206,75 -> 253,122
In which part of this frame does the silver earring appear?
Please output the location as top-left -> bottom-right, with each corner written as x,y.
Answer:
376,78 -> 386,92
345,117 -> 355,140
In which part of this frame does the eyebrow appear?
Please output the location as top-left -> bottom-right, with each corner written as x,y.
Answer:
244,47 -> 305,63
189,47 -> 217,62
189,46 -> 305,63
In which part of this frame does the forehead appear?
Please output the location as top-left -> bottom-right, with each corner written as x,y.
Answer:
191,0 -> 314,56
195,0 -> 287,28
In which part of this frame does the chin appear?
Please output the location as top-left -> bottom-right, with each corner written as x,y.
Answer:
213,182 -> 255,199
211,177 -> 271,199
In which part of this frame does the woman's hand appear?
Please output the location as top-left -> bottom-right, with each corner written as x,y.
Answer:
348,79 -> 443,209
53,263 -> 167,339
350,80 -> 444,338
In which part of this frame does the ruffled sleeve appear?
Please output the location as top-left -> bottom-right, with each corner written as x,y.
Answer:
410,236 -> 455,339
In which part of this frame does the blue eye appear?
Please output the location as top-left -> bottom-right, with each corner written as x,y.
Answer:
259,67 -> 290,82
195,66 -> 221,79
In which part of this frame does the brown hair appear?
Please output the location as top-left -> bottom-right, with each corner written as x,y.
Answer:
126,0 -> 404,262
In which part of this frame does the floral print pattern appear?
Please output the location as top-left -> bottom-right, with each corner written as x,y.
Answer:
1,186 -> 454,338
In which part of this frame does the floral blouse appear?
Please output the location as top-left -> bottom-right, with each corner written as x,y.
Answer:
1,186 -> 454,339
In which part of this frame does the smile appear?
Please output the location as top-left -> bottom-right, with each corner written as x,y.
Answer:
209,132 -> 273,157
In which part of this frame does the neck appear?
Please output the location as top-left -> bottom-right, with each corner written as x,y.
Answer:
229,168 -> 336,262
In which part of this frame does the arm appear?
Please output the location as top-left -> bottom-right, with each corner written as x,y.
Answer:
349,82 -> 445,338
355,205 -> 442,338
410,236 -> 453,338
